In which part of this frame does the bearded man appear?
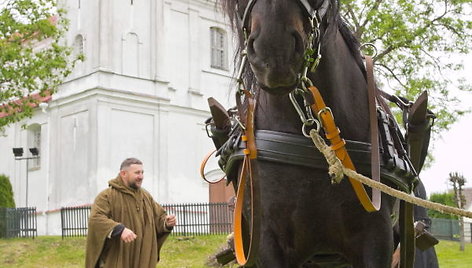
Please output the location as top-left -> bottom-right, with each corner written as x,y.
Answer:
85,157 -> 176,268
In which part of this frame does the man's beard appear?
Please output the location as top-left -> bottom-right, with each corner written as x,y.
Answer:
129,182 -> 140,189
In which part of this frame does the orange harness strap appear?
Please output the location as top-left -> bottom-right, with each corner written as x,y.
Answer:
233,93 -> 259,266
308,85 -> 381,212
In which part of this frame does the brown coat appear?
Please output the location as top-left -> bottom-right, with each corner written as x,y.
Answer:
85,176 -> 171,268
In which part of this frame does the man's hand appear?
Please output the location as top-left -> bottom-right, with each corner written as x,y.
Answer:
165,215 -> 177,228
121,227 -> 137,243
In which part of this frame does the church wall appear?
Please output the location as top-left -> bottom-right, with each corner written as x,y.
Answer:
0,0 -> 234,235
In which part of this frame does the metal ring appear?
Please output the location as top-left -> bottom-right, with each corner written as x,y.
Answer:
302,120 -> 321,138
360,43 -> 378,58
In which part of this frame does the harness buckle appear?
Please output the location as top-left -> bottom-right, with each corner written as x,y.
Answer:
317,107 -> 334,129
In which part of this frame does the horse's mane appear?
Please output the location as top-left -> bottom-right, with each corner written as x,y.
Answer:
218,0 -> 366,89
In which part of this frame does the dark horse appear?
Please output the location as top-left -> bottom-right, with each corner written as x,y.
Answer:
213,0 -> 435,267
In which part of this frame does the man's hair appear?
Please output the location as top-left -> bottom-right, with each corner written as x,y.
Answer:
120,158 -> 143,170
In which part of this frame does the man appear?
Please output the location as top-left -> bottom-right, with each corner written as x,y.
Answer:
85,158 -> 176,268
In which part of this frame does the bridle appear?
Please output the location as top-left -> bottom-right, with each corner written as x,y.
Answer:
238,0 -> 330,32
235,0 -> 331,94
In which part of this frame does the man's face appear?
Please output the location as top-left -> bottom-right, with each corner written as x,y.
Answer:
121,164 -> 144,189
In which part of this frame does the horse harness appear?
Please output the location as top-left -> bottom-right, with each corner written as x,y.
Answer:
203,0 -> 435,266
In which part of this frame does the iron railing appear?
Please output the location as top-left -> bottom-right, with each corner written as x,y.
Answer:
430,218 -> 460,241
0,207 -> 37,239
60,206 -> 91,239
59,202 -> 233,238
163,202 -> 233,236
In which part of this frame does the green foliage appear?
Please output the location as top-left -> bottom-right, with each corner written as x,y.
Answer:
0,174 -> 15,208
0,0 -> 80,129
0,174 -> 15,238
429,192 -> 458,219
342,0 -> 472,132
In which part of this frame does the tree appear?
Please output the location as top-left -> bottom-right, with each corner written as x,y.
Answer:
0,0 -> 80,129
448,172 -> 466,251
342,0 -> 471,132
428,192 -> 458,219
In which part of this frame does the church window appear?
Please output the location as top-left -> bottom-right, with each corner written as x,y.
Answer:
74,35 -> 84,56
28,124 -> 41,169
210,27 -> 227,70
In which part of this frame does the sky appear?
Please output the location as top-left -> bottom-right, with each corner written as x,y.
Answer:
420,54 -> 472,196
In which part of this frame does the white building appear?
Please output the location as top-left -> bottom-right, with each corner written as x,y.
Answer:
0,0 -> 235,235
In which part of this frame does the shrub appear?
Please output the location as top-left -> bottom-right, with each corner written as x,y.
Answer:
0,174 -> 15,208
0,174 -> 16,238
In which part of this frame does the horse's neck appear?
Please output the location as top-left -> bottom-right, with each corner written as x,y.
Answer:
254,27 -> 370,142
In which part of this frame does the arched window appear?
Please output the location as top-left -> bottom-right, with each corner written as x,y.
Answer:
27,124 -> 41,169
73,34 -> 84,56
210,27 -> 227,70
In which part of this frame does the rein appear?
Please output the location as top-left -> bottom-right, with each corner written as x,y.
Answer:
233,89 -> 260,266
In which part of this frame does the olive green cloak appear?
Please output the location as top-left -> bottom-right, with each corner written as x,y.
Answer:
85,176 -> 171,268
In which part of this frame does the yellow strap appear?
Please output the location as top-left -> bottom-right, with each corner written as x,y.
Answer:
233,92 -> 259,266
233,153 -> 259,266
309,85 -> 380,212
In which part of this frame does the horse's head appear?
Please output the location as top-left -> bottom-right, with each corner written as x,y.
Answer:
233,0 -> 330,94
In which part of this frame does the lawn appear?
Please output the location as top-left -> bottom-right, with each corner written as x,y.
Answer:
0,235 -> 232,268
0,236 -> 470,267
435,240 -> 472,268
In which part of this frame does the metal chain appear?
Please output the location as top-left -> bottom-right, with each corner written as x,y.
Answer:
289,87 -> 321,137
289,11 -> 325,138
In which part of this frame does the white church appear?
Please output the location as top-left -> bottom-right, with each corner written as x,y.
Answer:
0,0 -> 235,235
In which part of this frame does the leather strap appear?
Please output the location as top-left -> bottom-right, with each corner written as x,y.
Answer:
365,56 -> 382,210
400,200 -> 415,268
233,92 -> 260,266
224,130 -> 415,193
308,85 -> 380,212
199,149 -> 225,184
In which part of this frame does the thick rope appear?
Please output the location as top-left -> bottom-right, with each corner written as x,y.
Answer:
309,129 -> 472,219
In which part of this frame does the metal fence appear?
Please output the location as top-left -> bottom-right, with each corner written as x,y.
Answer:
430,218 -> 460,241
61,206 -> 91,239
163,202 -> 233,236
59,202 -> 233,238
0,207 -> 37,239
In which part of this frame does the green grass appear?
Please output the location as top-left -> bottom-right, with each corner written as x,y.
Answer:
435,240 -> 472,268
0,235 -> 232,268
0,236 -> 470,267
0,236 -> 85,268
